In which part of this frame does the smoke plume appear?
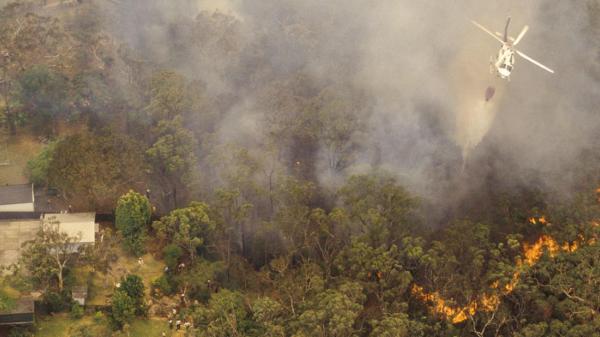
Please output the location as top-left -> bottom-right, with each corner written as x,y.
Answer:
95,0 -> 599,221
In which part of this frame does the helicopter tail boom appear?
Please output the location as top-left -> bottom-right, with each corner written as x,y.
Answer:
503,17 -> 511,42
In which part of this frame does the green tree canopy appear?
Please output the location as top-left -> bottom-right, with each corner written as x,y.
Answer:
115,190 -> 152,256
339,173 -> 419,246
152,202 -> 215,262
146,116 -> 198,208
17,65 -> 69,136
46,129 -> 145,210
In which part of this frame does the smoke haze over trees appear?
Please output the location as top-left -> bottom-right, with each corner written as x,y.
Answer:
96,0 -> 600,217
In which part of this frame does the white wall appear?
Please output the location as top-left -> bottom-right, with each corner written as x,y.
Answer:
0,202 -> 35,212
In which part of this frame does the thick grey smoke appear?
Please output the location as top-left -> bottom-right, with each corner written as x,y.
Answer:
99,0 -> 600,220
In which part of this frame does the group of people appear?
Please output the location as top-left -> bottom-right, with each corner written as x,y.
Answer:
161,308 -> 192,336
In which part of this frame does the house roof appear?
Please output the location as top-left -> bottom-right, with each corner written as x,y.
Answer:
0,298 -> 35,325
72,286 -> 88,298
0,298 -> 34,315
0,219 -> 41,267
0,184 -> 33,205
43,213 -> 97,244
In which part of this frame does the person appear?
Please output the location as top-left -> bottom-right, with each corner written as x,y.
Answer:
138,257 -> 144,266
168,319 -> 173,329
162,332 -> 166,337
175,320 -> 181,330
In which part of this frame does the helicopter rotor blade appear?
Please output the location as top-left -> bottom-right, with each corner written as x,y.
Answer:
471,20 -> 505,44
516,50 -> 555,74
513,25 -> 529,46
504,17 -> 511,42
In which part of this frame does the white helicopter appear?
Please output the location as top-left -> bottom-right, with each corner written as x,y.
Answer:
471,17 -> 554,80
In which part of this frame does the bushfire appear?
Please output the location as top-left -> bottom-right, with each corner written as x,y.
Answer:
412,216 -> 596,324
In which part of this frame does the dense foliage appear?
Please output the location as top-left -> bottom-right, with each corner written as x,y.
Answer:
115,191 -> 152,256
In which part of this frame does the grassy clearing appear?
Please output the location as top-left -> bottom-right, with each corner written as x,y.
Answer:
34,313 -> 171,337
129,319 -> 172,337
86,249 -> 165,306
35,315 -> 96,337
0,131 -> 43,185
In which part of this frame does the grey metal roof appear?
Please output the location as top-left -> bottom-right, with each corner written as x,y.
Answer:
0,298 -> 35,325
0,184 -> 33,205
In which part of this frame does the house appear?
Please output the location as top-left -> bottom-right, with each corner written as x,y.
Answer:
42,213 -> 98,246
0,184 -> 34,212
0,213 -> 97,268
0,298 -> 35,326
0,218 -> 41,268
72,286 -> 88,306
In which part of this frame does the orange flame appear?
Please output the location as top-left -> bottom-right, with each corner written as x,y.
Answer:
529,216 -> 548,226
413,232 -> 592,324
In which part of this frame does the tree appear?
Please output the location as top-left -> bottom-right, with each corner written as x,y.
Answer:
315,85 -> 368,172
369,313 -> 426,337
119,274 -> 147,316
110,289 -> 136,330
47,130 -> 145,210
0,290 -> 14,312
293,282 -> 365,337
20,217 -> 83,291
212,188 -> 253,264
339,174 -> 419,246
192,289 -> 249,337
252,297 -> 286,337
0,4 -> 77,135
271,177 -> 318,257
152,202 -> 215,262
17,65 -> 69,136
269,259 -> 325,318
110,274 -> 146,330
146,116 -> 198,209
334,240 -> 413,313
25,140 -> 56,187
115,191 -> 152,256
145,70 -> 189,122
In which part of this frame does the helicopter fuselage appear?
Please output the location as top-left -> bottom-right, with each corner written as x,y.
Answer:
492,44 -> 515,79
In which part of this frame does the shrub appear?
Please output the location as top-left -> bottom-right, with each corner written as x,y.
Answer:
43,290 -> 71,313
151,274 -> 173,296
163,244 -> 182,269
70,303 -> 84,319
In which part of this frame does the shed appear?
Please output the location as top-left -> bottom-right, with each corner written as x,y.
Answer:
72,286 -> 88,306
42,213 -> 98,245
0,298 -> 34,326
0,184 -> 34,212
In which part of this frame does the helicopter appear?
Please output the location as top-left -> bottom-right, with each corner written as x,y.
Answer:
471,17 -> 554,80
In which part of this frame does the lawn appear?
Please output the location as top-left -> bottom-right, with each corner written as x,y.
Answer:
0,131 -> 43,185
0,122 -> 86,185
86,249 -> 165,306
35,314 -> 173,337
